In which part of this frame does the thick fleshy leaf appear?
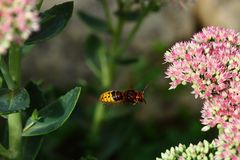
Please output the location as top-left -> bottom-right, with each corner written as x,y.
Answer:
0,88 -> 30,114
25,1 -> 73,45
22,136 -> 43,160
22,87 -> 81,136
78,10 -> 109,33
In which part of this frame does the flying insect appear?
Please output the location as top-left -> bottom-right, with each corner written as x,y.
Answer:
99,89 -> 146,105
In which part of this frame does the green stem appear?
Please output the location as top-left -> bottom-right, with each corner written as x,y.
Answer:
118,10 -> 149,55
99,47 -> 111,88
7,44 -> 22,160
91,102 -> 105,140
109,10 -> 125,77
110,0 -> 125,56
8,113 -> 22,160
9,45 -> 21,87
91,47 -> 111,139
36,0 -> 44,10
100,0 -> 113,32
111,18 -> 124,56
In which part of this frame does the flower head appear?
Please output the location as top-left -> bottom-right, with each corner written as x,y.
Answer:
201,96 -> 240,130
157,140 -> 215,160
215,118 -> 240,160
164,26 -> 240,159
165,27 -> 240,100
0,0 -> 39,54
193,26 -> 240,46
165,26 -> 240,127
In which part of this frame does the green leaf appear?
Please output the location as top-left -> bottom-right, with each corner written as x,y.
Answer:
78,10 -> 109,33
25,1 -> 73,45
22,136 -> 44,160
22,87 -> 81,136
31,109 -> 41,122
0,88 -> 30,114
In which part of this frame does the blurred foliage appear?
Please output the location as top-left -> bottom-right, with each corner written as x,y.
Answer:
33,22 -> 216,160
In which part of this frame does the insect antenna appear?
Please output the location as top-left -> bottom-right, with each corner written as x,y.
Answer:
142,81 -> 151,93
140,81 -> 152,104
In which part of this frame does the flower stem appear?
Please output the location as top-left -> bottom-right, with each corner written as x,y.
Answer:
8,113 -> 22,160
91,102 -> 105,140
99,47 -> 111,88
7,44 -> 22,160
111,18 -> 124,56
100,0 -> 113,32
9,44 -> 21,88
91,47 -> 111,139
36,0 -> 44,10
118,9 -> 149,55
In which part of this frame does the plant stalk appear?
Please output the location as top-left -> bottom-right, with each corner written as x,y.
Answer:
36,0 -> 44,10
91,47 -> 111,139
7,44 -> 22,160
91,102 -> 105,140
99,47 -> 111,88
9,45 -> 21,87
111,18 -> 124,56
118,10 -> 149,55
8,113 -> 22,160
100,0 -> 113,32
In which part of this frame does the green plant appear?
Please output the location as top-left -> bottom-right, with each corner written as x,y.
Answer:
0,1 -> 80,159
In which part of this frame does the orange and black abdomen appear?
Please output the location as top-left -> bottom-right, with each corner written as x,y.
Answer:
99,90 -> 123,104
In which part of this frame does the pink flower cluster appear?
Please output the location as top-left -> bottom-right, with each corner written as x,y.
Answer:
201,97 -> 240,130
165,26 -> 240,159
0,0 -> 39,54
215,118 -> 240,159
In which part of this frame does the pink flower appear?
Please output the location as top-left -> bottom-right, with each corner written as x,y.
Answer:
193,26 -> 240,46
215,118 -> 240,160
0,0 -> 39,54
165,31 -> 239,99
201,97 -> 240,129
165,26 -> 240,159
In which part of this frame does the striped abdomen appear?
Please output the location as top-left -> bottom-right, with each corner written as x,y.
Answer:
99,90 -> 123,104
